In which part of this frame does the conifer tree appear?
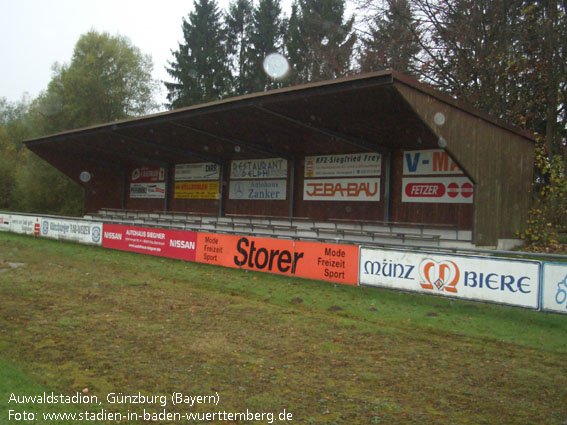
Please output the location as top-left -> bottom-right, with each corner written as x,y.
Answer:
359,0 -> 420,75
285,0 -> 356,84
165,0 -> 231,108
245,0 -> 286,92
226,0 -> 254,95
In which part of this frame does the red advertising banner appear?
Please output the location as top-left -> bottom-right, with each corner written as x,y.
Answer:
101,225 -> 358,285
102,224 -> 197,261
196,233 -> 358,285
130,166 -> 166,183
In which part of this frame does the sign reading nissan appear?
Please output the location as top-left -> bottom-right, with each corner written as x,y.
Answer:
359,247 -> 540,309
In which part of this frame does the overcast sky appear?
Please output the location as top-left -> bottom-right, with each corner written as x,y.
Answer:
0,0 -> 294,110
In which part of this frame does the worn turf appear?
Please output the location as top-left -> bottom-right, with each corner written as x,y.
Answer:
0,232 -> 566,424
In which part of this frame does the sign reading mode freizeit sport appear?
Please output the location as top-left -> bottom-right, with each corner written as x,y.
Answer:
359,247 -> 540,309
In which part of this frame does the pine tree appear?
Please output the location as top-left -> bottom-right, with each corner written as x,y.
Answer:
285,0 -> 356,84
246,0 -> 286,92
359,0 -> 420,75
165,0 -> 231,108
226,0 -> 254,95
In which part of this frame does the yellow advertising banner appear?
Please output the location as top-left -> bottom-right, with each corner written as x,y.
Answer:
174,181 -> 220,199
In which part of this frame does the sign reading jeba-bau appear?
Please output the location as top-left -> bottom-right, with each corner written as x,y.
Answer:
359,247 -> 540,309
303,178 -> 380,202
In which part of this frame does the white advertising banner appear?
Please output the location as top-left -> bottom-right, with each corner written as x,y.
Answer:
402,177 -> 473,203
541,262 -> 567,314
229,180 -> 287,200
0,213 -> 10,231
175,162 -> 220,181
359,247 -> 540,309
40,218 -> 102,245
304,153 -> 381,177
130,183 -> 166,199
10,214 -> 40,235
403,149 -> 464,175
230,158 -> 287,179
303,178 -> 381,202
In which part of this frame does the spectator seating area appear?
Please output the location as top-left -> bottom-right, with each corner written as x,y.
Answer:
85,209 -> 475,249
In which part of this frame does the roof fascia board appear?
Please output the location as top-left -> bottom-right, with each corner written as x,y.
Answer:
171,121 -> 292,160
254,105 -> 390,154
109,129 -> 225,165
23,71 -> 396,145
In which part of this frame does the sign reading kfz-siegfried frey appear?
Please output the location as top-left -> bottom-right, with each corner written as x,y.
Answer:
359,247 -> 540,309
304,153 -> 381,177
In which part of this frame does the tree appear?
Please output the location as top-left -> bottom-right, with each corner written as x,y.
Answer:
285,0 -> 357,83
33,31 -> 156,134
9,31 -> 156,216
226,0 -> 254,95
245,0 -> 287,92
358,0 -> 421,75
165,0 -> 231,108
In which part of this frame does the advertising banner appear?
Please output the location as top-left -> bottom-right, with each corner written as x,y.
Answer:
403,149 -> 464,175
130,166 -> 166,183
541,262 -> 567,314
130,183 -> 166,199
102,224 -> 197,261
196,233 -> 359,285
229,180 -> 287,200
230,158 -> 287,179
40,218 -> 102,245
175,163 -> 220,181
359,247 -> 540,309
303,178 -> 380,202
0,213 -> 10,231
402,177 -> 473,203
304,153 -> 381,177
174,181 -> 220,199
9,214 -> 40,236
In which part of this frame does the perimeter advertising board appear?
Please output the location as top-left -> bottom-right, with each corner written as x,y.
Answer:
196,233 -> 359,285
541,262 -> 567,314
359,247 -> 540,309
0,213 -> 10,231
102,224 -> 197,261
9,214 -> 40,235
40,217 -> 102,245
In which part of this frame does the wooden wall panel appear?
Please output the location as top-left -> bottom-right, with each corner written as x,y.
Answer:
389,150 -> 473,229
395,82 -> 534,245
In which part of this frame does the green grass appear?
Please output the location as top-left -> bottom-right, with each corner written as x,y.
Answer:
1,232 -> 566,424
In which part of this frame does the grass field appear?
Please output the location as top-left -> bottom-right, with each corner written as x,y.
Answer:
1,231 -> 566,424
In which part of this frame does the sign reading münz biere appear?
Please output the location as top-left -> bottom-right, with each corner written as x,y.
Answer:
359,247 -> 540,309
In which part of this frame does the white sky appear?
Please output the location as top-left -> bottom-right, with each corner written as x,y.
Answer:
0,0 -> 294,110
